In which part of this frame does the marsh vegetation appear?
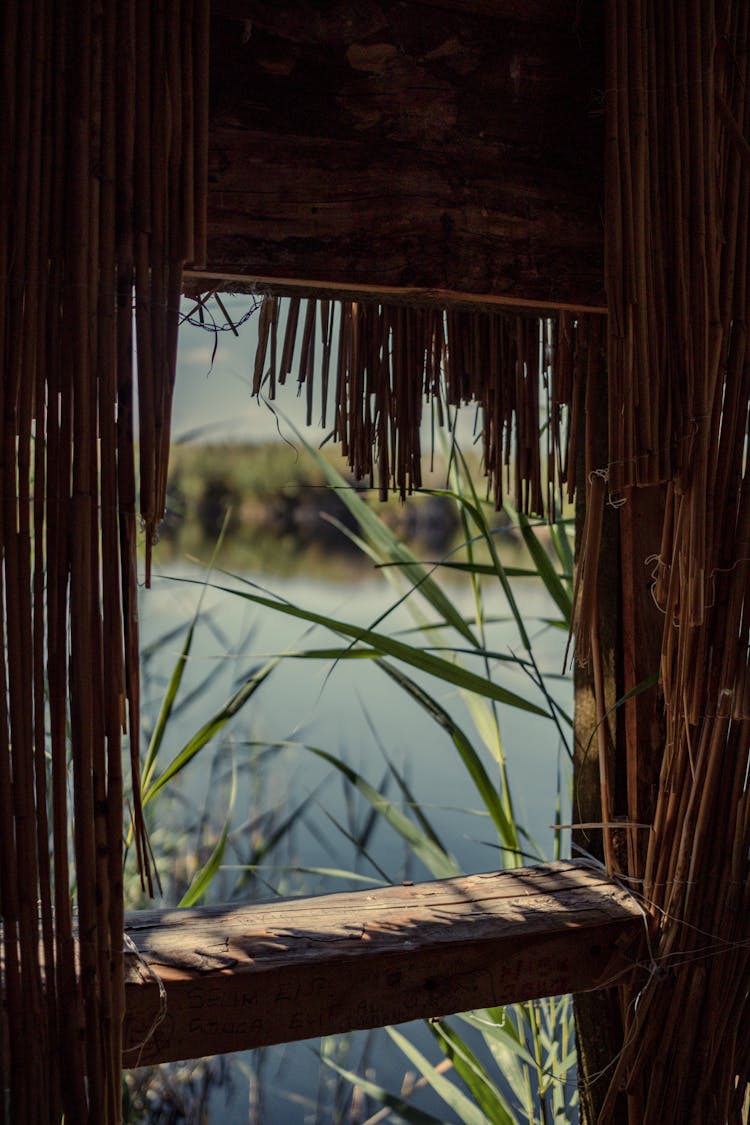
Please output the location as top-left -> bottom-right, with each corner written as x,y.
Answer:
124,438 -> 577,1124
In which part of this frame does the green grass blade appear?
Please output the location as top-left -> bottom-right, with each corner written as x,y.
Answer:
381,749 -> 449,856
448,448 -> 533,654
460,1011 -> 539,1071
359,695 -> 454,859
429,1021 -> 516,1125
142,512 -> 234,795
142,657 -> 279,806
179,760 -> 237,907
380,662 -> 519,850
443,459 -> 510,778
324,508 -> 478,647
140,618 -> 197,796
350,765 -> 391,856
517,515 -> 572,627
377,560 -> 541,579
246,793 -> 313,867
304,746 -> 459,879
177,578 -> 549,717
320,1058 -> 449,1124
296,431 -> 481,648
222,865 -> 387,887
386,1026 -> 489,1125
538,618 -> 569,632
395,616 -> 514,637
316,803 -> 393,884
279,645 -> 550,669
276,646 -> 382,661
459,1012 -> 536,1116
549,519 -> 574,593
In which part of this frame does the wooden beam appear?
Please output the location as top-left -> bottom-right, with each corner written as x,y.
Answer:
122,861 -> 642,1067
182,269 -> 608,317
204,3 -> 604,309
213,0 -> 587,25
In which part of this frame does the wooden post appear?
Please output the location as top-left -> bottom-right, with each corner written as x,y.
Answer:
572,380 -> 666,1122
619,484 -> 665,879
572,368 -> 629,1123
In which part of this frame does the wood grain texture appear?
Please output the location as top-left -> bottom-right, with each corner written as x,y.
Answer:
123,861 -> 642,1065
203,2 -> 604,307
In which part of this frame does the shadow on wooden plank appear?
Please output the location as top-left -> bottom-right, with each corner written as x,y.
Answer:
123,860 -> 643,1066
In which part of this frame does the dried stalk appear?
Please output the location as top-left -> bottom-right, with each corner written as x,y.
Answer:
0,1 -> 208,1120
602,1 -> 750,1118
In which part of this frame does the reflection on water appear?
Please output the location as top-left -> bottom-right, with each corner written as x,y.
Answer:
156,441 -> 501,580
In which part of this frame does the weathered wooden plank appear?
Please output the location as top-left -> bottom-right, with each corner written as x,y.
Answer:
203,3 -> 605,308
122,861 -> 642,1066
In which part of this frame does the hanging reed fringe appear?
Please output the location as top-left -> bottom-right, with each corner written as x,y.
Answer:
596,2 -> 750,1120
0,2 -> 208,1121
251,295 -> 600,517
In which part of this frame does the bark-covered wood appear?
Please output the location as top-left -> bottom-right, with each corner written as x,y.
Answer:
572,364 -> 628,1125
204,1 -> 604,308
619,484 -> 666,879
122,862 -> 642,1066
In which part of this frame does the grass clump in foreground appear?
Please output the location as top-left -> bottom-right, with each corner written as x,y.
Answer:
130,438 -> 578,1124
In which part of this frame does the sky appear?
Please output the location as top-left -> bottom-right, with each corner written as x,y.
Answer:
171,294 -> 327,446
171,293 -> 480,454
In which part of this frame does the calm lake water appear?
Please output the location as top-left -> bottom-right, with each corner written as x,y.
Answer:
129,549 -> 574,1123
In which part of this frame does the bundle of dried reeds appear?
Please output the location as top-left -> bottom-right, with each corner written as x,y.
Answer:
597,2 -> 750,1119
0,2 -> 208,1121
251,294 -> 599,517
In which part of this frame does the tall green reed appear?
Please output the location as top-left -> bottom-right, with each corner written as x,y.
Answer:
132,435 -> 578,1122
260,442 -> 577,1123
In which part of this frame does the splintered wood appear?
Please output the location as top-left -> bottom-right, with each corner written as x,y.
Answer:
122,862 -> 643,1066
0,2 -> 208,1122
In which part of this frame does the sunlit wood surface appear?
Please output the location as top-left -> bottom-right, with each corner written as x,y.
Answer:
123,861 -> 643,1065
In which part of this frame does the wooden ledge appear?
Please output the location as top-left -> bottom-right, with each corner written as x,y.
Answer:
123,861 -> 643,1066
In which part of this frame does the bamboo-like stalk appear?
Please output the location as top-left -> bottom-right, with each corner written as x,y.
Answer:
253,295 -> 273,394
99,2 -> 125,1115
33,6 -> 59,1115
134,0 -> 155,584
14,2 -> 50,1118
600,0 -> 750,1117
145,0 -> 168,582
66,0 -> 106,1111
180,0 -> 195,264
49,8 -> 87,1111
192,0 -> 210,268
1,2 -> 209,1120
320,298 -> 333,427
0,17 -> 30,1113
246,292 -> 583,517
